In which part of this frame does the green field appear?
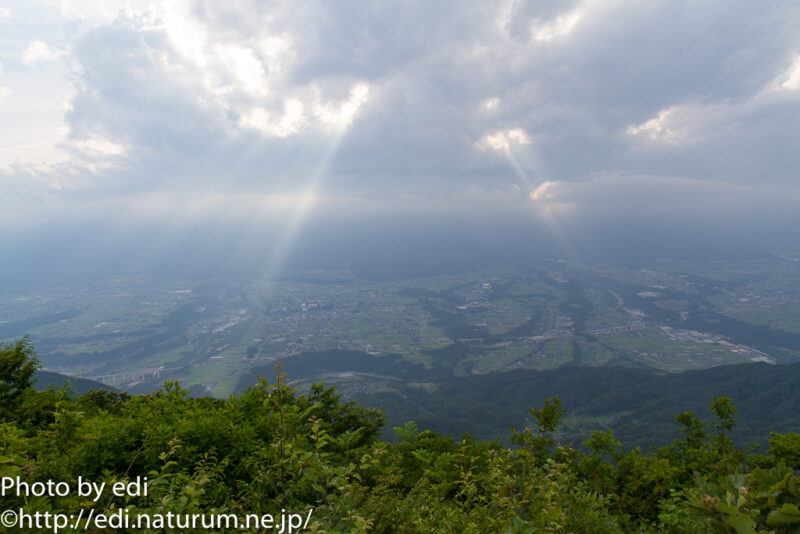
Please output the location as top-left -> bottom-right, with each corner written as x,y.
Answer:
2,259 -> 798,396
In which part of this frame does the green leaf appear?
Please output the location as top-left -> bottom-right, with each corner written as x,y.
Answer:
715,502 -> 741,516
767,503 -> 800,526
723,514 -> 758,534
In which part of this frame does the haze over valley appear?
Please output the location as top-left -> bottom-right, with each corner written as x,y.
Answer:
3,257 -> 798,392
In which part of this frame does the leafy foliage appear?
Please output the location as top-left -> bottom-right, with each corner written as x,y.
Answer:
0,337 -> 39,413
1,339 -> 799,533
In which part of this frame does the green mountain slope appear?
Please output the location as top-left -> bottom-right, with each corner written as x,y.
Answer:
354,362 -> 800,448
32,370 -> 116,394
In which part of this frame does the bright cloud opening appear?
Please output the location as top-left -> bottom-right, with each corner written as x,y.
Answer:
531,5 -> 585,42
482,97 -> 500,111
530,180 -> 556,203
780,55 -> 800,91
477,128 -> 532,155
530,180 -> 567,212
240,99 -> 307,137
315,83 -> 370,130
627,108 -> 687,146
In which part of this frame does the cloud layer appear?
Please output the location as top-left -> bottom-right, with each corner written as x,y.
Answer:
1,0 -> 799,232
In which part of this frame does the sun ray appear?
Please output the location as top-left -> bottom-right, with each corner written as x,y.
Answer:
502,145 -> 581,261
260,129 -> 347,280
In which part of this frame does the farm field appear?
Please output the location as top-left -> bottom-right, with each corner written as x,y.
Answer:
2,258 -> 799,396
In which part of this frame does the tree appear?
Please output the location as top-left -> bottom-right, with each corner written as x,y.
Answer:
0,336 -> 40,411
512,395 -> 567,459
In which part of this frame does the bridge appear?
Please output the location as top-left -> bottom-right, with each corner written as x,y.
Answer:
87,367 -> 181,386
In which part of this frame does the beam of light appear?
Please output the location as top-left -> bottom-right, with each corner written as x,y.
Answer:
255,85 -> 369,280
534,198 -> 581,260
260,128 -> 347,281
477,128 -> 535,191
505,146 -> 534,192
128,120 -> 351,284
499,142 -> 582,261
120,191 -> 231,276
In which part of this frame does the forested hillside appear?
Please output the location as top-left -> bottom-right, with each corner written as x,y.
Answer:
32,370 -> 116,395
353,362 -> 800,448
3,338 -> 800,533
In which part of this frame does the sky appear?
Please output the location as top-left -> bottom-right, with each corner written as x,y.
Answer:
1,1 -> 800,284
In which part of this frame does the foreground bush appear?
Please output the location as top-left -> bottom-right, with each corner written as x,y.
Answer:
2,339 -> 799,532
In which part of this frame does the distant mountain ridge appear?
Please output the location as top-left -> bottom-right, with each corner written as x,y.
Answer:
32,370 -> 116,394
